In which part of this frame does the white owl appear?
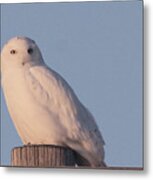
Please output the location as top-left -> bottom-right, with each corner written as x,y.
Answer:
1,37 -> 106,167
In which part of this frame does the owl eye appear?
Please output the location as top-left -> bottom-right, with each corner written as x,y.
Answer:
10,49 -> 17,54
27,48 -> 33,54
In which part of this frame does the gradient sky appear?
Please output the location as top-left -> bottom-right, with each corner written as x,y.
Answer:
0,1 -> 143,167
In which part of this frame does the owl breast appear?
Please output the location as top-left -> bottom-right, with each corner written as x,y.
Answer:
2,68 -> 67,145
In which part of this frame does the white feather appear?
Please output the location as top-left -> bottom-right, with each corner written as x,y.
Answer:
1,37 -> 105,166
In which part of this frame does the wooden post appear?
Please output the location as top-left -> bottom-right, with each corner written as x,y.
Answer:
11,145 -> 76,167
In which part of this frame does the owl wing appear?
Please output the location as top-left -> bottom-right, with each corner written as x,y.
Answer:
25,64 -> 82,130
25,64 -> 105,166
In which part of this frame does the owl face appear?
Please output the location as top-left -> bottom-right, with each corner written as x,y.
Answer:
1,37 -> 44,71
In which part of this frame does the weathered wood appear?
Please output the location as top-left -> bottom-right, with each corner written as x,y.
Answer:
11,145 -> 76,167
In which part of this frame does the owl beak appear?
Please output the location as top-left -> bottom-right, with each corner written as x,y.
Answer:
22,60 -> 31,66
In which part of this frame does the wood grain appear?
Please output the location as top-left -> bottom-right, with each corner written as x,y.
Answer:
11,145 -> 76,167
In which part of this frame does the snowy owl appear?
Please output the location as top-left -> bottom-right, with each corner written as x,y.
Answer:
1,37 -> 106,167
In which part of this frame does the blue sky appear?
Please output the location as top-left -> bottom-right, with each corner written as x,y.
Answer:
0,1 -> 143,167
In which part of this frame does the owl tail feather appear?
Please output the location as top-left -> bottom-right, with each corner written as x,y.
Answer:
74,152 -> 107,168
74,152 -> 91,166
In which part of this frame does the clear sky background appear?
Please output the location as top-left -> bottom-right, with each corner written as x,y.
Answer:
0,1 -> 143,167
